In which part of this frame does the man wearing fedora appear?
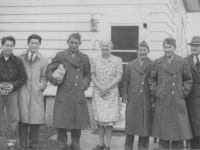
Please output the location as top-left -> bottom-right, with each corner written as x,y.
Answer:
185,36 -> 200,149
149,38 -> 193,150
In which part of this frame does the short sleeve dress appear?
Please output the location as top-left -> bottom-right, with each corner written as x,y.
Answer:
91,54 -> 123,126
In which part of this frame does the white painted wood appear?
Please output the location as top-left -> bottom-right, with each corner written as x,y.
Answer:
0,32 -> 100,40
0,23 -> 99,31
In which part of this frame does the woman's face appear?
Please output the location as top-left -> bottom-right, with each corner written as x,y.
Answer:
100,42 -> 112,55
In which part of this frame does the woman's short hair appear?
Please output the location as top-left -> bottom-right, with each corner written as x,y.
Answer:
100,40 -> 113,49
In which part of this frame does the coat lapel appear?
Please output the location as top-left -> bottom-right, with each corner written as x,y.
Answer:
63,49 -> 79,67
132,58 -> 144,74
24,51 -> 29,64
188,54 -> 197,72
159,56 -> 175,75
74,51 -> 83,66
141,57 -> 153,73
171,55 -> 183,73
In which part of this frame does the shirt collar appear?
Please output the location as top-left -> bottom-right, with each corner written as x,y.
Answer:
165,54 -> 175,62
99,54 -> 114,62
28,50 -> 39,60
0,52 -> 14,60
193,54 -> 200,60
138,57 -> 146,65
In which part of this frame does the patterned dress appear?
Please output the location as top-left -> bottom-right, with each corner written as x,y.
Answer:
91,54 -> 123,126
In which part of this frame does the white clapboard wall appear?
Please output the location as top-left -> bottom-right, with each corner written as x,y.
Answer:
0,0 -> 187,97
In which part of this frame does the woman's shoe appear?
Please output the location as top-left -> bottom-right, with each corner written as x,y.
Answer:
92,145 -> 105,150
104,147 -> 110,150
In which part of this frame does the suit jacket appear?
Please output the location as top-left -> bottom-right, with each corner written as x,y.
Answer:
185,54 -> 200,136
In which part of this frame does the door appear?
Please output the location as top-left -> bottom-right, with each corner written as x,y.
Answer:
111,25 -> 139,71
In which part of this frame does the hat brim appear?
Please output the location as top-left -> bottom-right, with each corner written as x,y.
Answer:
188,43 -> 200,45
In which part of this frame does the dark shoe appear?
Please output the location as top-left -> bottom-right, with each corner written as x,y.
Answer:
104,147 -> 110,150
92,145 -> 105,150
7,145 -> 15,150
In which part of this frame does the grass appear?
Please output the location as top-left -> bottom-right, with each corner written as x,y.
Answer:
0,112 -> 59,150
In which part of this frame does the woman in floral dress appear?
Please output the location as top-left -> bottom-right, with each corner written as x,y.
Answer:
91,40 -> 123,150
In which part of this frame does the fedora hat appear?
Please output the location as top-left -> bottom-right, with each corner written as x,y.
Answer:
188,36 -> 200,45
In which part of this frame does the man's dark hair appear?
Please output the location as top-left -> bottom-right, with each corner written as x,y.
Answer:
27,34 -> 42,44
1,36 -> 16,45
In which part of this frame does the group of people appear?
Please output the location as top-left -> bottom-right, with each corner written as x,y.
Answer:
0,32 -> 200,150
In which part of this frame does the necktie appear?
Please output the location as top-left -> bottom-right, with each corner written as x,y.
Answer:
196,56 -> 200,71
29,54 -> 33,65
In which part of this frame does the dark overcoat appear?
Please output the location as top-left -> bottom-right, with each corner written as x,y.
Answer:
149,55 -> 193,140
46,49 -> 91,129
121,58 -> 153,136
185,54 -> 200,136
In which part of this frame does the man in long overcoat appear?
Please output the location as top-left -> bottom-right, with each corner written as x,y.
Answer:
149,38 -> 193,150
46,33 -> 91,150
185,36 -> 200,149
121,41 -> 153,150
18,34 -> 49,150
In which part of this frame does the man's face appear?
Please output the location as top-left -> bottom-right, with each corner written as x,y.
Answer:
163,44 -> 175,58
190,44 -> 200,56
67,38 -> 81,53
28,39 -> 40,54
2,40 -> 15,56
137,47 -> 149,59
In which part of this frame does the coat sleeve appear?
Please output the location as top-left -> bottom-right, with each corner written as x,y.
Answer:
46,54 -> 60,86
182,59 -> 193,98
83,55 -> 91,90
12,58 -> 27,91
40,59 -> 49,91
149,61 -> 158,103
121,63 -> 130,100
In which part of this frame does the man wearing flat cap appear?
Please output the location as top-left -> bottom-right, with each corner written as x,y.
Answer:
46,33 -> 91,150
121,41 -> 153,150
185,36 -> 200,149
149,38 -> 193,150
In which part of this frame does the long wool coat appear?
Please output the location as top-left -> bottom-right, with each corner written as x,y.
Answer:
185,55 -> 200,136
19,50 -> 49,124
121,58 -> 153,136
46,49 -> 91,129
149,55 -> 193,140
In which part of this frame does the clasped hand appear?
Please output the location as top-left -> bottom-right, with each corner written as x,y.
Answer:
99,86 -> 109,97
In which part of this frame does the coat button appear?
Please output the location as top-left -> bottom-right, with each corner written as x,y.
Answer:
133,90 -> 135,92
164,92 -> 166,94
132,82 -> 134,84
132,75 -> 133,77
172,83 -> 175,86
66,76 -> 68,78
174,75 -> 176,78
67,83 -> 69,85
172,91 -> 174,94
162,84 -> 164,86
75,84 -> 77,86
161,76 -> 163,78
140,90 -> 143,92
141,82 -> 144,84
77,69 -> 80,71
76,76 -> 78,78
143,75 -> 145,77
